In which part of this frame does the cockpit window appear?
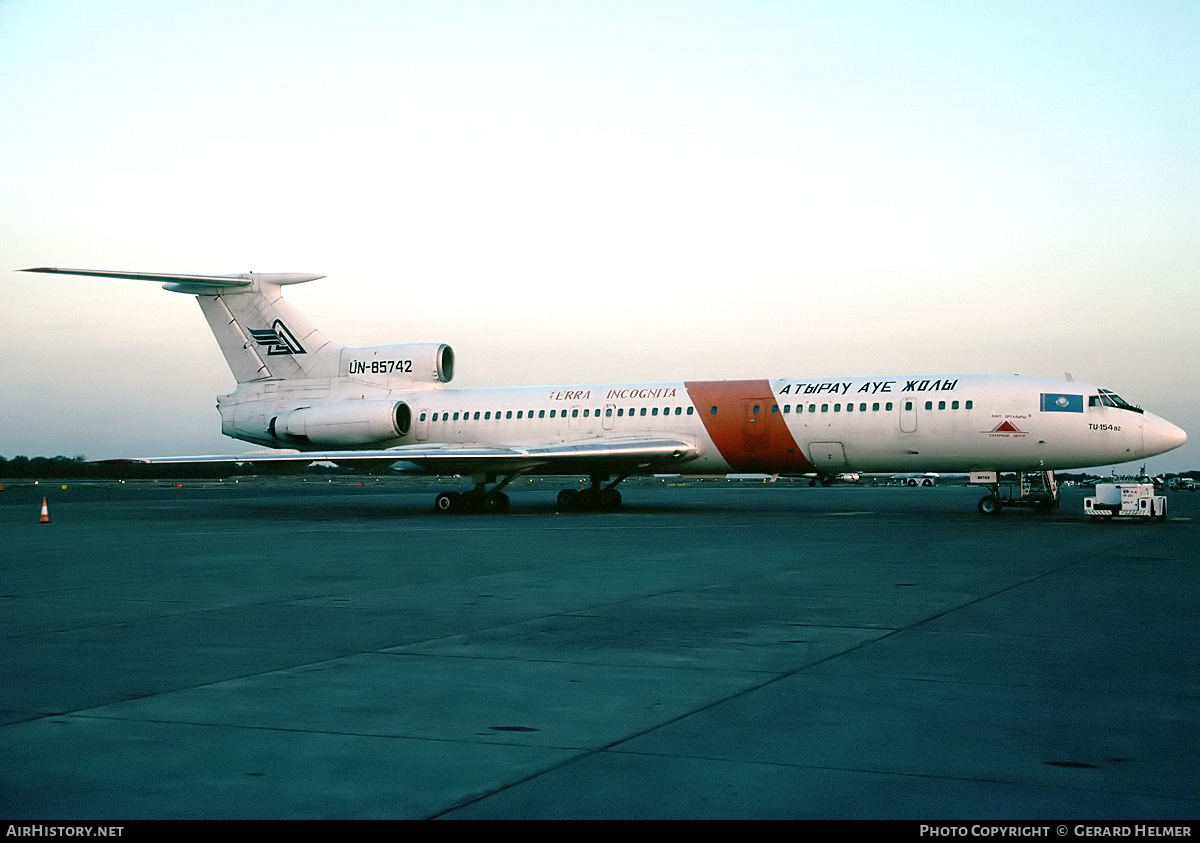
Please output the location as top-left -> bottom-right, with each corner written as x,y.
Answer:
1092,389 -> 1143,414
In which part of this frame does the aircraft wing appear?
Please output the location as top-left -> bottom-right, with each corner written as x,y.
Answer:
135,438 -> 699,476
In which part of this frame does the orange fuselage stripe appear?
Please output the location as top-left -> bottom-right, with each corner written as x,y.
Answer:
684,379 -> 815,473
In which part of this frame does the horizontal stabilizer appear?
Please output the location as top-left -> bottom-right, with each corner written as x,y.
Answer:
24,266 -> 339,382
21,267 -> 325,293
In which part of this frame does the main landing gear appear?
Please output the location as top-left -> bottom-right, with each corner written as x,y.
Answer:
432,473 -> 628,514
556,475 -> 625,512
434,473 -> 514,514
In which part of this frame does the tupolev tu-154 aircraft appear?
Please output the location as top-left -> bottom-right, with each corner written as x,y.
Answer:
23,267 -> 1187,514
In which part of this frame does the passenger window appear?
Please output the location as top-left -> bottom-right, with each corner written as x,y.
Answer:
886,402 -> 893,411
938,401 -> 945,410
952,401 -> 959,410
710,406 -> 717,415
606,408 -> 613,417
583,409 -> 589,418
771,405 -> 779,414
687,407 -> 693,415
965,400 -> 973,409
783,404 -> 791,413
652,408 -> 659,416
474,412 -> 480,420
572,409 -> 579,418
859,403 -> 866,412
539,410 -> 546,418
846,403 -> 854,412
872,403 -> 879,411
675,407 -> 682,415
834,404 -> 841,412
821,404 -> 828,412
641,407 -> 648,416
484,411 -> 490,420
753,405 -> 760,415
453,412 -> 460,421
808,404 -> 816,413
506,411 -> 512,419
924,401 -> 932,410
550,410 -> 556,418
420,412 -> 427,421
905,401 -> 913,411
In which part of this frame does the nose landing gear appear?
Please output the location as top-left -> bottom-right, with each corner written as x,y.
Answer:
972,470 -> 1059,516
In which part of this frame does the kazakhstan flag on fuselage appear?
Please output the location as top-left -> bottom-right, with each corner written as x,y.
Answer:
1040,393 -> 1084,413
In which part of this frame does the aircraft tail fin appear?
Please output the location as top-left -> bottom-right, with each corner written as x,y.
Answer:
22,268 -> 342,383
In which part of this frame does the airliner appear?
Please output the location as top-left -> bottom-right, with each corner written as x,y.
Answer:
23,267 -> 1187,514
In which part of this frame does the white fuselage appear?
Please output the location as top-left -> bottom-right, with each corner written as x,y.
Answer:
23,269 -> 1185,486
219,372 -> 1184,475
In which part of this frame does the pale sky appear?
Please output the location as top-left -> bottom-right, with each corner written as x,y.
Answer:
2,0 -> 1197,472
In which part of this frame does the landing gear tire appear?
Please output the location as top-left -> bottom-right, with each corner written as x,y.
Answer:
435,478 -> 514,514
1031,495 -> 1058,514
599,488 -> 622,510
557,487 -> 622,512
434,491 -> 460,513
483,491 -> 510,513
978,495 -> 1000,516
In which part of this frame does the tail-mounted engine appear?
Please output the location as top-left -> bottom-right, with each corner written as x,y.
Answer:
340,343 -> 454,386
270,400 -> 412,447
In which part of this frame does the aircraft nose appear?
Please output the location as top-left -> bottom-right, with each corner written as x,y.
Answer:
1143,414 -> 1187,457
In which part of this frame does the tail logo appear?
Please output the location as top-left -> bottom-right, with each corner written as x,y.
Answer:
248,320 -> 306,355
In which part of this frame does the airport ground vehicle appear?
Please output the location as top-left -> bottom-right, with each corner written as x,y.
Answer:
1083,483 -> 1168,520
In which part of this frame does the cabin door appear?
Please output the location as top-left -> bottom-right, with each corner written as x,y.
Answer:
743,400 -> 770,455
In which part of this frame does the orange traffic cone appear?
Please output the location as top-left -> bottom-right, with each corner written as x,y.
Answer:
39,497 -> 50,524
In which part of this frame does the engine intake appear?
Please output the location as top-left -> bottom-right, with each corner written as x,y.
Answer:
340,343 -> 454,384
